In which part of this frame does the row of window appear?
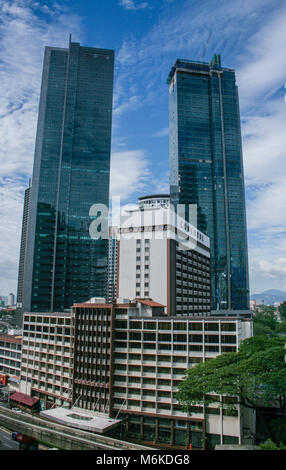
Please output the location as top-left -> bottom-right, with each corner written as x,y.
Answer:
115,321 -> 236,331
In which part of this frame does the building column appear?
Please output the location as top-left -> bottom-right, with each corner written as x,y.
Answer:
170,420 -> 174,446
155,418 -> 159,443
186,421 -> 190,448
126,416 -> 130,434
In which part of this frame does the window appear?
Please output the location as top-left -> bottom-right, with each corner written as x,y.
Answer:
158,322 -> 171,330
143,333 -> 156,341
158,334 -> 171,342
174,322 -> 187,330
221,323 -> 236,332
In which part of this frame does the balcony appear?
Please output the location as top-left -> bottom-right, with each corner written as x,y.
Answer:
156,385 -> 172,391
142,384 -> 156,390
142,372 -> 156,378
157,396 -> 172,403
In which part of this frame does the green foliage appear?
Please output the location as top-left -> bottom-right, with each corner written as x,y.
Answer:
275,322 -> 286,334
258,439 -> 286,450
278,302 -> 286,322
177,336 -> 286,418
253,301 -> 286,337
267,417 -> 286,444
254,306 -> 278,335
253,321 -> 274,337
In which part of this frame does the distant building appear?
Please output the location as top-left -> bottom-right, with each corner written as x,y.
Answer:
273,301 -> 281,308
8,293 -> 15,307
106,237 -> 119,303
0,296 -> 8,307
17,184 -> 31,309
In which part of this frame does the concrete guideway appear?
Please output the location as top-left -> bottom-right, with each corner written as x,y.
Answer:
0,424 -> 48,450
0,406 -> 154,451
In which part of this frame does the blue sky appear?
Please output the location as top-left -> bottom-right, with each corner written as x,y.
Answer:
0,0 -> 286,297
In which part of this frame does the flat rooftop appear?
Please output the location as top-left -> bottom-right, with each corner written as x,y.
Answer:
40,407 -> 121,433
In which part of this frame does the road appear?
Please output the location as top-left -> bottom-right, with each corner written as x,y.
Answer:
0,426 -> 19,450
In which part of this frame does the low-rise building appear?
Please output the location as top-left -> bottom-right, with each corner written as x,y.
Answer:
20,300 -> 255,448
0,333 -> 22,389
19,311 -> 73,410
71,300 -> 254,449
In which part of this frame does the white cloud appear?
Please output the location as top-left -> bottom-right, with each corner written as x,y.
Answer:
110,150 -> 151,201
113,94 -> 142,117
248,234 -> 286,293
236,5 -> 286,109
258,258 -> 286,281
247,179 -> 286,232
152,127 -> 169,137
0,0 -> 83,294
0,0 -> 83,179
0,177 -> 26,294
118,0 -> 148,11
242,101 -> 286,187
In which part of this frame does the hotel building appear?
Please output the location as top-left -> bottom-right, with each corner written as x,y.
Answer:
113,195 -> 211,316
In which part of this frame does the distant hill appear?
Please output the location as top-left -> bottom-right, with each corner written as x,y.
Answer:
250,289 -> 286,305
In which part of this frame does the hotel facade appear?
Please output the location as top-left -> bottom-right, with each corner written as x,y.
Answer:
113,195 -> 211,317
19,300 -> 254,448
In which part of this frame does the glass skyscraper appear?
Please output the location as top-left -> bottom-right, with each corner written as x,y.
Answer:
17,183 -> 31,308
168,54 -> 249,310
21,40 -> 114,313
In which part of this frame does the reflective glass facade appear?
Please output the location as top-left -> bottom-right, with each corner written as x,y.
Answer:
22,41 -> 114,312
168,55 -> 249,310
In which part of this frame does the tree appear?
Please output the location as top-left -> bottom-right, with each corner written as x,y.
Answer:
275,322 -> 286,335
254,306 -> 278,335
253,321 -> 274,337
176,336 -> 286,443
258,439 -> 286,450
278,302 -> 286,322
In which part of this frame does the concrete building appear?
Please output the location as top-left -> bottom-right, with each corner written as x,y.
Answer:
19,300 -> 254,447
0,333 -> 22,389
19,311 -> 73,410
112,196 -> 211,316
69,300 -> 254,448
138,194 -> 170,210
7,293 -> 15,307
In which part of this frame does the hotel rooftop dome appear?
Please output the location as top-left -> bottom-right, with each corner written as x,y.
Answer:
138,194 -> 170,210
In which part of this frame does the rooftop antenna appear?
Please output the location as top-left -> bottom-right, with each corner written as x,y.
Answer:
201,31 -> 213,62
69,33 -> 72,45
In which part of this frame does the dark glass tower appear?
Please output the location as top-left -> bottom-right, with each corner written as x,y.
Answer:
168,54 -> 249,310
17,183 -> 31,308
22,40 -> 114,312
